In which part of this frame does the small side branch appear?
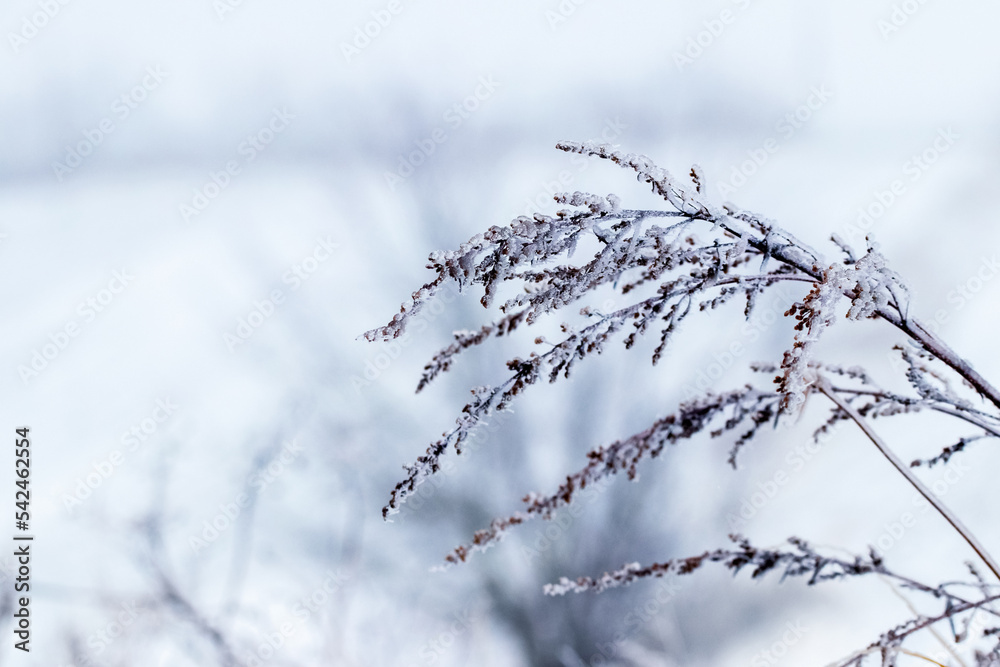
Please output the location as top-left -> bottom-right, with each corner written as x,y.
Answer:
816,378 -> 1000,582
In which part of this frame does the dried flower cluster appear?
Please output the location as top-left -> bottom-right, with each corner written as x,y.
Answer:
365,143 -> 1000,665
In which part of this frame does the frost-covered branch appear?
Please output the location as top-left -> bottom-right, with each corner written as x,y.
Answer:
816,376 -> 1000,582
442,386 -> 780,564
365,142 -> 1000,664
544,537 -> 1000,666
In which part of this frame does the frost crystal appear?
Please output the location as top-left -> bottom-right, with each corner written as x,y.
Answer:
777,244 -> 911,415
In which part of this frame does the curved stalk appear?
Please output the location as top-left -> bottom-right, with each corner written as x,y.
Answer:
816,377 -> 1000,582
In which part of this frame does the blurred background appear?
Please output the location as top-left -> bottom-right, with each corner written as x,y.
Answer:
2,0 -> 1000,664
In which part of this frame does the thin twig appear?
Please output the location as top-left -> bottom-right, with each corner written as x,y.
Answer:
831,385 -> 1000,440
883,577 -> 968,667
817,377 -> 1000,582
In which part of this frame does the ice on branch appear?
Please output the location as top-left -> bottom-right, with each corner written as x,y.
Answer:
543,536 -> 884,595
442,388 -> 783,565
366,141 -> 1000,666
553,191 -> 622,216
777,245 -> 912,415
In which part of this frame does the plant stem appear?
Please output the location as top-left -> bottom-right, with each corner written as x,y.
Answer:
711,210 -> 1000,414
888,316 -> 1000,416
830,385 -> 1000,441
816,378 -> 1000,582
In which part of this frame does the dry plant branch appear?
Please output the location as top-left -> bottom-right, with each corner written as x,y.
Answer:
816,376 -> 1000,582
364,142 -> 1000,665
